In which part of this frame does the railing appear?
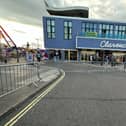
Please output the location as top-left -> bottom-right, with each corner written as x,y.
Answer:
47,60 -> 126,72
77,32 -> 126,40
0,63 -> 40,97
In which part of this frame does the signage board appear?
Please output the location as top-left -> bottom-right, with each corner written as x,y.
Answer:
76,37 -> 126,51
85,32 -> 97,37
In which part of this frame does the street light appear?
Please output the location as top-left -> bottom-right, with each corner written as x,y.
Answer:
36,38 -> 39,49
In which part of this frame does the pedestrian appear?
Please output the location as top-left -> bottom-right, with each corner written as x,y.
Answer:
4,58 -> 7,64
26,51 -> 33,63
36,51 -> 41,62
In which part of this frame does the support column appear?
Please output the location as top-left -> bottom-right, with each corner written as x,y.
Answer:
68,50 -> 70,61
61,50 -> 65,61
77,49 -> 81,62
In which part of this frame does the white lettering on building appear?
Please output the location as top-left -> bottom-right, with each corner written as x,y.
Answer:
100,40 -> 126,48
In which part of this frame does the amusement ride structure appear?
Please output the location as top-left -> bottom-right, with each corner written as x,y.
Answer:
0,25 -> 19,62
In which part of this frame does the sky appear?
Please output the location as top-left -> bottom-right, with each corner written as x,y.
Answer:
0,0 -> 126,48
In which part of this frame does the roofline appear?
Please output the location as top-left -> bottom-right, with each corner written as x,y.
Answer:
44,0 -> 89,12
46,6 -> 89,12
43,15 -> 126,25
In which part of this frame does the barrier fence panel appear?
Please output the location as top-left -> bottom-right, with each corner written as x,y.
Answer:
46,60 -> 126,72
0,63 -> 39,97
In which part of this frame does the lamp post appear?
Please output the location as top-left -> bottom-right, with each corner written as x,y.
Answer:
36,38 -> 39,49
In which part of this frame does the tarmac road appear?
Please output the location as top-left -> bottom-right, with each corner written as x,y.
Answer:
3,63 -> 126,126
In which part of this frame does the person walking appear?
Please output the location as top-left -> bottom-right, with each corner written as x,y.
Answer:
36,51 -> 41,62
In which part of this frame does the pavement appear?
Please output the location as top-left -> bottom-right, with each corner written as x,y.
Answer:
0,63 -> 62,121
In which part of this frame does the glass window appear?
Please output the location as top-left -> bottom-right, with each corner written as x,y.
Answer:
99,24 -> 102,29
110,25 -> 113,30
47,26 -> 51,32
106,30 -> 109,35
64,21 -> 72,40
69,34 -> 72,39
82,23 -> 85,28
93,29 -> 97,32
125,26 -> 126,31
86,23 -> 89,28
110,30 -> 113,35
103,24 -> 106,29
85,28 -> 90,32
69,22 -> 72,27
64,22 -> 68,27
48,33 -> 51,38
82,29 -> 85,33
51,20 -> 55,26
46,19 -> 56,39
119,31 -> 121,35
115,25 -> 118,30
69,28 -> 72,33
47,20 -> 50,25
90,23 -> 93,28
64,34 -> 68,39
119,26 -> 122,31
122,26 -> 125,31
64,27 -> 68,33
52,33 -> 55,38
94,24 -> 97,29
99,30 -> 102,34
115,31 -> 118,35
52,27 -> 55,32
122,32 -> 125,37
106,25 -> 109,30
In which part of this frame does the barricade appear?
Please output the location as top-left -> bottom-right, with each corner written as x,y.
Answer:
0,63 -> 40,97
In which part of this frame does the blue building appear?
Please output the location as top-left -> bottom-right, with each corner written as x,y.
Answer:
42,15 -> 126,62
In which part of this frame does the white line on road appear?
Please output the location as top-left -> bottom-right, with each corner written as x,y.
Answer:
4,69 -> 65,126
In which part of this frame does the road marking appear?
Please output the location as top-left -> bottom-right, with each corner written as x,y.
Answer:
4,69 -> 65,126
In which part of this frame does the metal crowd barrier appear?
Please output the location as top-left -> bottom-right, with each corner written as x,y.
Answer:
0,63 -> 40,97
46,60 -> 126,72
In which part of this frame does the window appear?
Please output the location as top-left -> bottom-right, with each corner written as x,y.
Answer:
99,24 -> 102,29
81,22 -> 97,34
46,19 -> 56,39
81,23 -> 85,34
64,21 -> 72,40
98,24 -> 115,38
106,25 -> 109,30
110,25 -> 113,30
114,25 -> 126,39
115,25 -> 118,31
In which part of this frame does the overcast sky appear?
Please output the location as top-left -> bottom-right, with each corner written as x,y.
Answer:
0,0 -> 126,47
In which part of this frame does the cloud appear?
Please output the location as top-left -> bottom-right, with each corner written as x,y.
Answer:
1,0 -> 126,27
0,0 -> 48,27
47,0 -> 126,22
90,0 -> 126,21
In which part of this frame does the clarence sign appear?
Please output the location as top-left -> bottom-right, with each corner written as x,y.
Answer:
100,40 -> 126,48
77,37 -> 126,50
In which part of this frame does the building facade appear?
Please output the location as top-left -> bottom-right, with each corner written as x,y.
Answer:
43,15 -> 126,62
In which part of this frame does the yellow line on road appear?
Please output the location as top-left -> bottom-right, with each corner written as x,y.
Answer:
4,70 -> 65,126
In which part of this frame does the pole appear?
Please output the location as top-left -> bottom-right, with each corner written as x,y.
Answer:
102,50 -> 104,65
16,49 -> 19,63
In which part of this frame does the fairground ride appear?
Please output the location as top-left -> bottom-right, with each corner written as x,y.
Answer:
0,25 -> 19,62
